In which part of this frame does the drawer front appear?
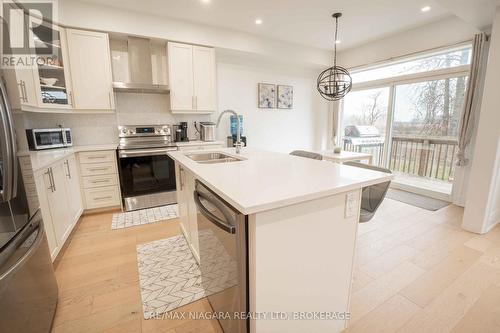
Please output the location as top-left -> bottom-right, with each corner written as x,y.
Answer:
82,174 -> 118,189
84,186 -> 120,209
79,151 -> 116,164
80,162 -> 117,176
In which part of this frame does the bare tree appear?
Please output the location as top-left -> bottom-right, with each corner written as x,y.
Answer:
353,90 -> 386,127
405,50 -> 469,138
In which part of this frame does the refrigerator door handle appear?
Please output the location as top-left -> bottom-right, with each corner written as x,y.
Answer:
0,77 -> 16,203
0,219 -> 44,281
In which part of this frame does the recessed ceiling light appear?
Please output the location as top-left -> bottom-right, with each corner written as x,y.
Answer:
421,6 -> 431,12
200,0 -> 210,3
255,18 -> 263,25
335,40 -> 341,44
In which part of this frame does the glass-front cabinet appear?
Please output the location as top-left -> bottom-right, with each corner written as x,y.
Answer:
31,21 -> 73,108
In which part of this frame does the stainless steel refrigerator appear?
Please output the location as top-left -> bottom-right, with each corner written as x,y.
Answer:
0,74 -> 59,332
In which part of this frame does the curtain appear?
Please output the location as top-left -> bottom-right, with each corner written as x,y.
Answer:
456,33 -> 488,166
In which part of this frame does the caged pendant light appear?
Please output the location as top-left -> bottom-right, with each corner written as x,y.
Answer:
317,13 -> 352,101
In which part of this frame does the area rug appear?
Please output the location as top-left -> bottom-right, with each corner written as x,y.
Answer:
386,188 -> 450,211
111,204 -> 179,230
137,230 -> 237,319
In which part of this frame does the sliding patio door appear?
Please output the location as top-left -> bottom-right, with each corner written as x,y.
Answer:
340,87 -> 390,166
389,76 -> 467,194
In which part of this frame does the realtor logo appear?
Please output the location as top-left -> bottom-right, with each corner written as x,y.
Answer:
1,0 -> 58,68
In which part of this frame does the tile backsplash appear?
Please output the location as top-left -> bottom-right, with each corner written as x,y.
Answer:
16,93 -> 211,150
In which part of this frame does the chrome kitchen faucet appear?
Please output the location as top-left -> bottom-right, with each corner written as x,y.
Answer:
216,109 -> 242,154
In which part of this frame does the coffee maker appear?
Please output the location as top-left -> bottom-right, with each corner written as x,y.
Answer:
173,122 -> 189,142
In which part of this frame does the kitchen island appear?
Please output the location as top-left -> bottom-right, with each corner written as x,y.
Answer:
168,148 -> 392,333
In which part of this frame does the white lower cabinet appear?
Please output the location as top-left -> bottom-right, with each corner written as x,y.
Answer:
175,163 -> 200,262
34,156 -> 83,260
44,163 -> 72,246
64,155 -> 84,225
34,172 -> 58,259
78,150 -> 121,210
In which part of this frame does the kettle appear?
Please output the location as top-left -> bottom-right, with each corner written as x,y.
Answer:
199,122 -> 216,142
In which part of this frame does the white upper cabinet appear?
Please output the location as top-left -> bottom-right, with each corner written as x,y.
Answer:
168,42 -> 194,111
192,46 -> 216,112
168,42 -> 216,113
32,24 -> 74,109
66,29 -> 114,110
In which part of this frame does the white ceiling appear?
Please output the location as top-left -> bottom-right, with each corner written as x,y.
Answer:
78,0 -> 455,50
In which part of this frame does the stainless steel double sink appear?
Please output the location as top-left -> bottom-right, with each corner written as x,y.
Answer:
186,152 -> 244,164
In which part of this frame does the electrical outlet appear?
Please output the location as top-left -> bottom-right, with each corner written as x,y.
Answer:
345,191 -> 359,218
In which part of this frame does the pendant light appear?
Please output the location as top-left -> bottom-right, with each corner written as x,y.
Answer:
317,13 -> 352,101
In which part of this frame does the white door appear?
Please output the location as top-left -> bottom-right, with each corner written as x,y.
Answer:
168,42 -> 194,111
44,163 -> 71,245
63,155 -> 83,225
192,46 -> 216,112
66,29 -> 114,110
35,172 -> 58,259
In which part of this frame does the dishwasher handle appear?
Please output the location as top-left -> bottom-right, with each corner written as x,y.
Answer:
193,189 -> 236,234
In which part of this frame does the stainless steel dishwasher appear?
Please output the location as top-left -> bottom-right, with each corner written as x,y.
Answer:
193,180 -> 248,333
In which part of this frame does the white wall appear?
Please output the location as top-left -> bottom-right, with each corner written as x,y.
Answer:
58,0 -> 331,69
15,92 -> 210,151
215,53 -> 330,153
17,57 -> 330,153
338,16 -> 478,70
462,7 -> 500,233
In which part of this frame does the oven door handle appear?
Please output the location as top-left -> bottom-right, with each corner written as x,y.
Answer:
193,189 -> 236,234
118,148 -> 177,158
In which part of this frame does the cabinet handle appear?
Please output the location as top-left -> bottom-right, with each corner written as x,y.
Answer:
195,96 -> 198,109
89,167 -> 109,171
108,91 -> 113,108
94,196 -> 112,201
64,160 -> 71,179
18,81 -> 27,102
91,179 -> 109,184
69,91 -> 75,106
87,156 -> 106,159
45,168 -> 55,192
179,167 -> 184,190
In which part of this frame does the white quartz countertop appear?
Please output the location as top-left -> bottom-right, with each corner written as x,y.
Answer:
175,140 -> 225,147
168,147 -> 393,215
17,144 -> 118,172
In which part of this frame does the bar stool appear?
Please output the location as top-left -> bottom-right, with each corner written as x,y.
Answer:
344,161 -> 392,223
289,150 -> 323,160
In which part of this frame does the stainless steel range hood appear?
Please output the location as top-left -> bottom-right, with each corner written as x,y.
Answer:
112,37 -> 169,94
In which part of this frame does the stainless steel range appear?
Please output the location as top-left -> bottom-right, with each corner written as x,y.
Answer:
117,125 -> 178,211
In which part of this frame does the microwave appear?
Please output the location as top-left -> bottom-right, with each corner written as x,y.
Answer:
26,128 -> 73,150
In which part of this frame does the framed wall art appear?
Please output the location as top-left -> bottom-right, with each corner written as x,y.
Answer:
277,85 -> 293,109
258,83 -> 276,108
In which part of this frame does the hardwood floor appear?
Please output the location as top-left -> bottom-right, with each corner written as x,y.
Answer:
51,199 -> 500,332
51,211 -> 222,333
346,199 -> 500,333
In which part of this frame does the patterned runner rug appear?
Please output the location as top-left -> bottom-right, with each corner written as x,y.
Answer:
136,230 -> 236,319
111,204 -> 179,230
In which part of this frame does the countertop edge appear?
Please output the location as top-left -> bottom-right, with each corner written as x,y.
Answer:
169,149 -> 393,215
18,144 -> 118,172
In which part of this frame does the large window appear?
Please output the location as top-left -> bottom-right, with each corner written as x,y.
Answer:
351,45 -> 471,84
340,44 -> 471,191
